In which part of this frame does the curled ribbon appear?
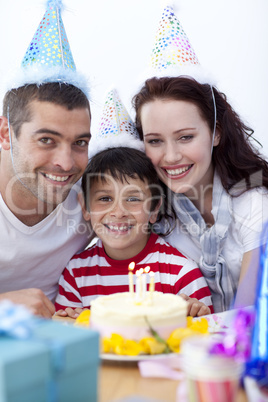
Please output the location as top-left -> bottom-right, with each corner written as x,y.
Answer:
209,308 -> 254,362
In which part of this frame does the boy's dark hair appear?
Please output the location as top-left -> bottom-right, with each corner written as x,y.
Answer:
81,146 -> 163,213
3,82 -> 90,138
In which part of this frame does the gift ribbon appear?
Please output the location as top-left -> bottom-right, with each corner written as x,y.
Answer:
138,355 -> 188,402
138,354 -> 184,380
209,308 -> 253,362
0,299 -> 36,338
0,300 -> 64,402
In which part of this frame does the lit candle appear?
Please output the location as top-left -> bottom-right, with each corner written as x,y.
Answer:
128,262 -> 135,296
149,271 -> 155,294
141,269 -> 147,300
144,266 -> 150,274
135,268 -> 143,302
143,266 -> 150,295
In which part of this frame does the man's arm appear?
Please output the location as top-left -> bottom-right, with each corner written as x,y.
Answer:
0,289 -> 55,318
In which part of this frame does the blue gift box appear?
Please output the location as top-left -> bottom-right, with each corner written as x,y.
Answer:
0,319 -> 99,402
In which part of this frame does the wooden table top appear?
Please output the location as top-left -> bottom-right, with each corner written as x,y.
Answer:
100,360 -> 179,402
99,360 -> 248,402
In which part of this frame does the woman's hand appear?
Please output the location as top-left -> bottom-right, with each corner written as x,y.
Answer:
179,293 -> 211,317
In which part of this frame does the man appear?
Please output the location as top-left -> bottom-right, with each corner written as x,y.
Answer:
0,1 -> 92,317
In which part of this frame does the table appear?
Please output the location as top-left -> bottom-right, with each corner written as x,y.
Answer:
53,315 -> 248,401
100,360 -> 179,401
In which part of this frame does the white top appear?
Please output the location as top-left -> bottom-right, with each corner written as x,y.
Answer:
162,187 -> 268,301
0,183 -> 91,302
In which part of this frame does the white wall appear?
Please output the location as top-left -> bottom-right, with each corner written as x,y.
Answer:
1,0 -> 267,156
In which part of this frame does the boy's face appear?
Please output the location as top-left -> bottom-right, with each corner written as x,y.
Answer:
82,174 -> 160,260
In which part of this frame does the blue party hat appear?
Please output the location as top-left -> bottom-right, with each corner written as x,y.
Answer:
22,0 -> 75,70
88,89 -> 144,159
6,0 -> 89,97
245,225 -> 268,387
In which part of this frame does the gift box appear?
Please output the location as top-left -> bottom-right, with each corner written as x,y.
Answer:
0,319 -> 99,402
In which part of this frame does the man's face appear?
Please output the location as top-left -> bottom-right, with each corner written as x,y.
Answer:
9,100 -> 91,208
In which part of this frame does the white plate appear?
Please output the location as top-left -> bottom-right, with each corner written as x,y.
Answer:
101,352 -> 177,362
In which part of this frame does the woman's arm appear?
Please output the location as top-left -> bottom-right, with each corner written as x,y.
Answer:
234,248 -> 260,308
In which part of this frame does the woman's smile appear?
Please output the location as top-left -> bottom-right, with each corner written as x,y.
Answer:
162,164 -> 193,178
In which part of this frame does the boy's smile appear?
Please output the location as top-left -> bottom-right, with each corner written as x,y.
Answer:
82,175 -> 159,260
103,222 -> 134,234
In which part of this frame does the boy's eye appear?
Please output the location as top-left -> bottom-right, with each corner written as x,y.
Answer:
99,196 -> 112,202
126,197 -> 141,202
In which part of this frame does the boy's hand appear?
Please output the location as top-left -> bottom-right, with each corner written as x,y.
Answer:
54,307 -> 84,319
179,293 -> 211,317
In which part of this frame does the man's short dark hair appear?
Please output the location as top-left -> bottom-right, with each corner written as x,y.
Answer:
3,82 -> 90,137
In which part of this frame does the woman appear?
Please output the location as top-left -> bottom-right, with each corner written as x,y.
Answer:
132,76 -> 268,312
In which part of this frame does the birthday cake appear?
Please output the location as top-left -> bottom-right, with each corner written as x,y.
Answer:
90,291 -> 188,341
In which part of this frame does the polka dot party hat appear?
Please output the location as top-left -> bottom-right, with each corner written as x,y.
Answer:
6,0 -> 89,97
88,89 -> 144,159
151,5 -> 199,70
21,0 -> 75,71
143,5 -> 214,84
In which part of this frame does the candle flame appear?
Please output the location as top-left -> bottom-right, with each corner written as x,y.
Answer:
149,271 -> 155,277
128,262 -> 135,271
136,268 -> 143,276
144,266 -> 150,273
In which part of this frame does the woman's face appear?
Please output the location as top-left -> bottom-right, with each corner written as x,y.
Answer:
140,99 -> 219,197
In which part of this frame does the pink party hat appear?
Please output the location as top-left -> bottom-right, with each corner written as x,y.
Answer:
88,89 -> 144,159
6,0 -> 89,96
144,5 -> 214,84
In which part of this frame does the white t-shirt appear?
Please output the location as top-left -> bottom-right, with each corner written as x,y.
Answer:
0,183 -> 92,302
161,187 -> 268,302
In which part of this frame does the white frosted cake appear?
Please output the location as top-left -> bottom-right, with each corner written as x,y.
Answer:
90,291 -> 187,341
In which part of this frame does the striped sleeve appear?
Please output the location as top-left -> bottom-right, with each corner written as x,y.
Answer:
175,259 -> 213,312
54,240 -> 131,311
55,263 -> 83,310
151,237 -> 214,312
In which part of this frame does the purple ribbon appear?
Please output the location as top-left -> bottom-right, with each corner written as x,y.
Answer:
209,309 -> 254,362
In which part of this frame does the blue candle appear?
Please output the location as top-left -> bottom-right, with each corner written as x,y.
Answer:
245,226 -> 268,388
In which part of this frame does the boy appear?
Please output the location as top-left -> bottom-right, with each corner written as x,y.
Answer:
55,146 -> 213,317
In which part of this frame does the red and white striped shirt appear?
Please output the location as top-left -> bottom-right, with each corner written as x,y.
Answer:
55,233 -> 213,311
